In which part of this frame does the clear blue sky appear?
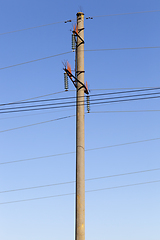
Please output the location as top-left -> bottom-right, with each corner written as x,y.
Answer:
0,1 -> 160,240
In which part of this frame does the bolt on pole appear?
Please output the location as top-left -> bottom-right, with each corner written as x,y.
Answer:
76,12 -> 85,240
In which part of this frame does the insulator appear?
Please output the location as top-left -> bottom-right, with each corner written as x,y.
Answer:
86,95 -> 90,113
64,72 -> 68,91
72,34 -> 76,51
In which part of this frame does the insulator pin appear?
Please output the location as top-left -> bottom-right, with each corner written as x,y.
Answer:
72,34 -> 76,51
64,72 -> 68,91
86,95 -> 90,113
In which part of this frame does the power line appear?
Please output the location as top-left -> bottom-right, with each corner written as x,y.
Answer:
0,151 -> 75,165
1,86 -> 160,107
90,87 -> 160,91
86,10 -> 160,19
0,86 -> 159,118
87,180 -> 160,193
0,115 -> 75,133
0,108 -> 74,121
1,93 -> 160,114
86,137 -> 160,153
90,90 -> 160,102
1,167 -> 160,194
91,110 -> 160,113
0,51 -> 72,70
1,137 -> 160,165
85,46 -> 160,52
4,91 -> 67,105
0,106 -> 159,133
0,108 -> 159,122
90,94 -> 160,107
0,19 -> 75,36
1,10 -> 159,36
0,46 -> 159,70
2,90 -> 160,110
0,180 -> 159,205
2,87 -> 158,109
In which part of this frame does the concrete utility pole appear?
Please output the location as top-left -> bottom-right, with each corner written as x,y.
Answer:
76,12 -> 85,240
63,11 -> 88,240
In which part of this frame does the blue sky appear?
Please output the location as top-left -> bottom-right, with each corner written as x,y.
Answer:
0,1 -> 160,240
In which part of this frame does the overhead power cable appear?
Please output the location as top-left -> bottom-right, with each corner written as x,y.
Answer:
0,180 -> 160,205
0,51 -> 72,70
2,87 -> 158,109
1,86 -> 159,107
85,46 -> 160,52
1,10 -> 159,36
0,108 -> 74,121
0,92 -> 160,114
1,167 -> 160,194
0,46 -> 159,70
0,109 -> 159,122
1,137 -> 160,165
91,110 -> 160,113
2,89 -> 160,110
89,94 -> 160,108
0,19 -> 75,36
7,90 -> 67,105
1,87 -> 159,111
86,10 -> 160,19
0,115 -> 75,133
90,87 -> 160,91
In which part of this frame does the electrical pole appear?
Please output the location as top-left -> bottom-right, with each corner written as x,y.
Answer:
76,12 -> 85,240
63,11 -> 88,240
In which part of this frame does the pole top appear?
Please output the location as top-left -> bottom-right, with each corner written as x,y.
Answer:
77,12 -> 84,17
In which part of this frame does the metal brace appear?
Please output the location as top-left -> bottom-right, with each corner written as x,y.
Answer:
64,68 -> 89,94
73,30 -> 85,44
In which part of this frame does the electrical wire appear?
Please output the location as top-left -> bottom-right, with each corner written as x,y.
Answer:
90,91 -> 160,102
2,90 -> 160,110
84,46 -> 160,52
91,110 -> 160,113
0,93 -> 160,114
0,103 -> 160,133
0,151 -> 75,165
0,86 -> 159,119
1,137 -> 160,165
1,10 -> 159,36
85,137 -> 160,153
0,51 -> 72,70
89,94 -> 160,107
0,108 -> 159,122
1,87 -> 160,107
0,115 -> 75,133
0,180 -> 159,205
90,87 -> 160,91
0,108 -> 75,120
1,87 -> 159,109
1,167 -> 160,194
0,19 -> 75,36
0,46 -> 159,70
6,91 -> 68,105
86,10 -> 160,19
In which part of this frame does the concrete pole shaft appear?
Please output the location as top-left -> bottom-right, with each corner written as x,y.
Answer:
76,12 -> 85,240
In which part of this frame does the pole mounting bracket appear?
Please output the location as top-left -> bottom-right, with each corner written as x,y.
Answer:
73,31 -> 85,44
64,68 -> 89,94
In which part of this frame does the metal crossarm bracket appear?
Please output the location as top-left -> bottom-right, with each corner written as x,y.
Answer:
73,30 -> 85,44
64,68 -> 89,94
